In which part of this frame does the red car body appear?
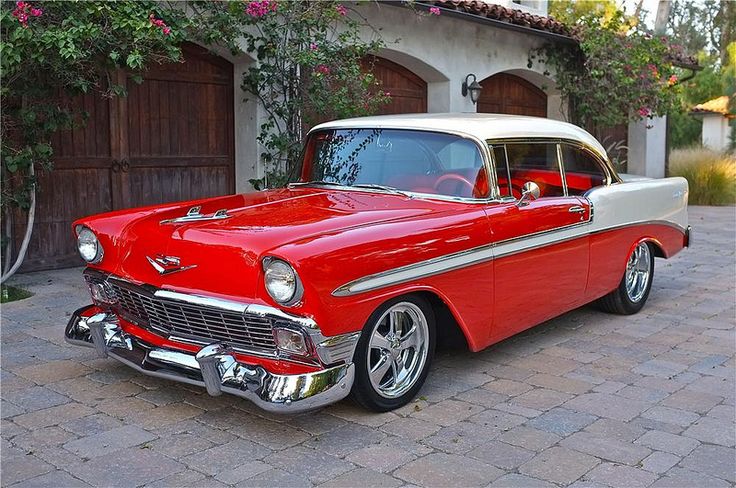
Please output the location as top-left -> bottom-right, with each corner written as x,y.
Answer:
65,114 -> 690,412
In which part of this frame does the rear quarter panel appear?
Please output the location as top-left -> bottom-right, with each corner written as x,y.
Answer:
585,176 -> 688,299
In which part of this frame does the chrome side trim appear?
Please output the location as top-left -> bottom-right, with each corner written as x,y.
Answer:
332,243 -> 496,297
332,218 -> 686,297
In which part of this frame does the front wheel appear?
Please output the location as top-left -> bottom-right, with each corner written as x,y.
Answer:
596,241 -> 654,315
350,295 -> 435,412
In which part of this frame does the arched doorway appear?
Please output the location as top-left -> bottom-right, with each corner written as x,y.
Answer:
19,43 -> 235,270
365,56 -> 427,114
477,73 -> 547,117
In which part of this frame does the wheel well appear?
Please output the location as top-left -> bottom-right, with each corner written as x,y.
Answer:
645,239 -> 666,258
414,291 -> 469,351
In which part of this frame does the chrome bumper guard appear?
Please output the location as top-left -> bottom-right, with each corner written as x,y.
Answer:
65,306 -> 354,413
685,225 -> 692,247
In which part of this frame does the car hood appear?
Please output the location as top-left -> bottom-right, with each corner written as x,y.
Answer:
80,187 -> 454,299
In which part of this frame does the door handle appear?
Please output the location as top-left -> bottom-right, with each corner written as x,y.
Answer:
568,205 -> 585,214
120,159 -> 130,173
111,160 -> 120,173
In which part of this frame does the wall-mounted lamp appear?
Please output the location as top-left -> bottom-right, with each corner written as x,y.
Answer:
462,74 -> 483,105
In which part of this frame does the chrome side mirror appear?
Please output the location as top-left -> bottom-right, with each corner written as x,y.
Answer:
517,181 -> 540,207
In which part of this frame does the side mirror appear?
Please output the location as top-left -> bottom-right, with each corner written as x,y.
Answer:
517,181 -> 540,207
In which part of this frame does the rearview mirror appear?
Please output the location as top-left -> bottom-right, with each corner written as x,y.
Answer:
517,181 -> 540,207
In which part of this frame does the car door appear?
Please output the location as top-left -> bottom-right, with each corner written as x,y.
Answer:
486,141 -> 592,344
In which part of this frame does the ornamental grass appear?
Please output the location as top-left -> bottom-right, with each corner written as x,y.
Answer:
669,147 -> 736,206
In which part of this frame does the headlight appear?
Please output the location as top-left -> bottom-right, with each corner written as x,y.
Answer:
76,226 -> 103,263
263,258 -> 302,305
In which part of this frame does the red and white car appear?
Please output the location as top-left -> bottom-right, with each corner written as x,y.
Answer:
66,114 -> 690,412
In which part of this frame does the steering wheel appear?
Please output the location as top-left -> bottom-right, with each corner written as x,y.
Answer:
434,174 -> 476,197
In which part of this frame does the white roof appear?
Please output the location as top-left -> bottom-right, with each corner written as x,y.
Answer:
312,113 -> 609,162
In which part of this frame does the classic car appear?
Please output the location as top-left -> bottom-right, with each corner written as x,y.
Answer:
65,113 -> 690,412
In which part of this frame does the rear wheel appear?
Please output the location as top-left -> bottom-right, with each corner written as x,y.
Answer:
350,295 -> 435,412
596,241 -> 654,315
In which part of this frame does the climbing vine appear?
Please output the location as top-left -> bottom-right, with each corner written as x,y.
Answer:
530,11 -> 682,130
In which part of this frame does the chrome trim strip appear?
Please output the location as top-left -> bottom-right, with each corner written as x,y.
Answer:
154,289 -> 247,313
332,218 -> 685,297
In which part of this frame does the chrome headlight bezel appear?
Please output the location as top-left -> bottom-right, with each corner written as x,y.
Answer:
262,257 -> 303,306
76,225 -> 103,264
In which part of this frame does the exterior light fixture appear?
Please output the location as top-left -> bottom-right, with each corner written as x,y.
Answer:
462,74 -> 482,104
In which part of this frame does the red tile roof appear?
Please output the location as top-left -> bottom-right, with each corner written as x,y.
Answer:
417,1 -> 699,69
691,96 -> 733,117
419,0 -> 571,37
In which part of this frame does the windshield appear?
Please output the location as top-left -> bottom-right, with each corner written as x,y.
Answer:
296,129 -> 489,199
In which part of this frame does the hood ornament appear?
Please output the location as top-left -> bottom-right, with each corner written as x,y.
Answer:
146,255 -> 197,275
160,206 -> 231,225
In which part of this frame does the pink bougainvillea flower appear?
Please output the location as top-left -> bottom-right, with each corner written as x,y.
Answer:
149,13 -> 172,35
667,74 -> 677,86
12,0 -> 40,27
429,6 -> 441,15
246,0 -> 278,18
336,4 -> 348,16
315,64 -> 331,75
384,91 -> 391,97
309,42 -> 318,51
638,107 -> 651,117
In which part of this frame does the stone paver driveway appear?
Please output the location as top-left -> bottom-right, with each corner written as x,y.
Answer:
2,206 -> 734,487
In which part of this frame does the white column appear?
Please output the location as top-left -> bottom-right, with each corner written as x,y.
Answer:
627,116 -> 666,178
233,58 -> 261,193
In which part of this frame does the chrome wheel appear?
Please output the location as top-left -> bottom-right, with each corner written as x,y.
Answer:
367,302 -> 429,399
625,242 -> 651,303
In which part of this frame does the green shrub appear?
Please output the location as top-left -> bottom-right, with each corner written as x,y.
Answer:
1,285 -> 33,303
669,147 -> 736,206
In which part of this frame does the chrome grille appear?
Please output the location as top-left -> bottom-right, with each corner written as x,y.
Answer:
92,277 -> 277,354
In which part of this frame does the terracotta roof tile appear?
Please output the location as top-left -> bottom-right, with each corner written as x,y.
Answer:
691,96 -> 733,116
419,0 -> 571,37
416,1 -> 699,69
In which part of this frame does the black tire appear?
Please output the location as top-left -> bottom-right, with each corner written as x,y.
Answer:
596,242 -> 655,315
350,294 -> 436,412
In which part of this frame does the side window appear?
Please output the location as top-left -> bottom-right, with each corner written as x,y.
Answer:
491,145 -> 513,198
560,144 -> 608,196
505,143 -> 565,198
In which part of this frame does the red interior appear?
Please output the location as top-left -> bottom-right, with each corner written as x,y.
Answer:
498,169 -> 604,198
387,168 -> 489,198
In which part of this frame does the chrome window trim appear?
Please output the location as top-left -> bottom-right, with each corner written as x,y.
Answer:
485,137 -> 621,196
556,143 -> 569,196
332,218 -> 685,297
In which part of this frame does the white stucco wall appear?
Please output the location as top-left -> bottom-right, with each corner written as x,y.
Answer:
229,3 -> 565,191
701,114 -> 730,152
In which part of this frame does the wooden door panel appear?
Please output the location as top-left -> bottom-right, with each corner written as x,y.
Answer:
365,56 -> 427,115
16,43 -> 235,271
123,44 -> 234,209
17,92 -> 114,271
126,165 -> 230,207
16,167 -> 113,270
478,73 -> 547,117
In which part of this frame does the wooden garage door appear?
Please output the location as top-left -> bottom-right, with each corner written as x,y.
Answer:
17,43 -> 234,271
366,56 -> 427,114
477,73 -> 547,117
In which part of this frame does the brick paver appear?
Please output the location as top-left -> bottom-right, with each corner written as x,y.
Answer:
2,206 -> 734,487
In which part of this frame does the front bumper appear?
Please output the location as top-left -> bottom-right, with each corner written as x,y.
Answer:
65,305 -> 354,413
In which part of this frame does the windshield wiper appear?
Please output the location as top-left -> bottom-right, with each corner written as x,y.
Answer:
288,180 -> 343,187
352,184 -> 413,198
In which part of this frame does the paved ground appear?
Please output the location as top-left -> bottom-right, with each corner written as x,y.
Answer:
1,205 -> 734,488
